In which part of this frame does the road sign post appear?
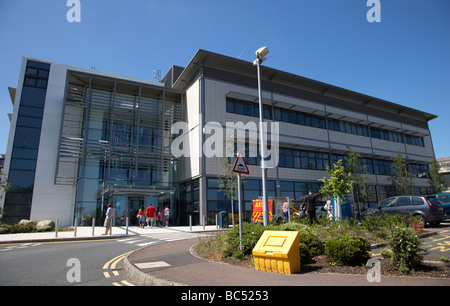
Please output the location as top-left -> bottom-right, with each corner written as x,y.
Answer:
233,151 -> 249,252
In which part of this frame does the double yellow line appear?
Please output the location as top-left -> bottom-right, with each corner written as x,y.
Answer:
102,251 -> 133,279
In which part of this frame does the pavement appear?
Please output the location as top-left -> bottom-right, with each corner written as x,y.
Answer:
1,224 -> 449,286
0,224 -> 222,244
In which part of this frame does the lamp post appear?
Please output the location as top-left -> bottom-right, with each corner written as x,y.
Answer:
253,46 -> 269,226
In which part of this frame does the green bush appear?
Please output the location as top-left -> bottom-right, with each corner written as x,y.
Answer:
325,235 -> 371,266
298,230 -> 324,262
224,222 -> 324,262
387,226 -> 426,272
0,225 -> 11,234
224,222 -> 273,259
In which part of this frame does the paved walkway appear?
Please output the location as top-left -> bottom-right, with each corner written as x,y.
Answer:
0,225 -> 222,244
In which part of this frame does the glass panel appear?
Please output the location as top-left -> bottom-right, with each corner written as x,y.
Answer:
20,87 -> 46,108
11,148 -> 38,160
9,159 -> 37,171
13,127 -> 41,149
8,170 -> 35,190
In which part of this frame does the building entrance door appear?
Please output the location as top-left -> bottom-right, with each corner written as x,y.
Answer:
128,197 -> 145,226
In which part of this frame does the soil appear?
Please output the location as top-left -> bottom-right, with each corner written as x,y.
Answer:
302,256 -> 449,279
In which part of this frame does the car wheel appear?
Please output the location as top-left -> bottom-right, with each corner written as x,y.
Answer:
415,215 -> 426,228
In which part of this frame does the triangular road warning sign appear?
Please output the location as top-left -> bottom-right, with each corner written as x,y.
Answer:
232,151 -> 250,175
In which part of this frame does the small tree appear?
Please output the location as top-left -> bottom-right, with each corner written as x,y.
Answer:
428,158 -> 446,194
320,160 -> 353,220
390,152 -> 414,195
346,147 -> 373,217
217,131 -> 245,226
218,155 -> 238,226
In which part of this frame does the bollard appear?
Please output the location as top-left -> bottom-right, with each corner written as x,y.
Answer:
189,215 -> 192,232
74,219 -> 77,237
126,217 -> 129,235
215,214 -> 218,229
92,218 -> 95,236
55,219 -> 59,238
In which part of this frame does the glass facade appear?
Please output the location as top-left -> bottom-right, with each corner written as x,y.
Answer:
206,178 -> 276,223
3,60 -> 50,224
58,72 -> 182,226
227,97 -> 425,147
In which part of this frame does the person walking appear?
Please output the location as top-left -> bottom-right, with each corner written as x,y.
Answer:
103,203 -> 113,235
138,205 -> 146,229
302,190 -> 317,225
164,206 -> 170,227
324,200 -> 333,220
146,203 -> 156,228
282,200 -> 289,222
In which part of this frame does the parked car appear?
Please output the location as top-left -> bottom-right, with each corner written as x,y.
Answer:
432,193 -> 450,218
361,195 -> 447,227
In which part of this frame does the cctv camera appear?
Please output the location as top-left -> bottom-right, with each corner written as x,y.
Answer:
255,46 -> 269,59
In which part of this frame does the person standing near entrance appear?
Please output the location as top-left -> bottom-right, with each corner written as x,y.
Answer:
282,200 -> 289,223
302,190 -> 317,225
103,203 -> 113,235
164,206 -> 170,227
138,205 -> 146,229
146,203 -> 156,228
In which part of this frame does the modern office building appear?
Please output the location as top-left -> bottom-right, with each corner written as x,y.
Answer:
437,157 -> 450,192
1,50 -> 437,226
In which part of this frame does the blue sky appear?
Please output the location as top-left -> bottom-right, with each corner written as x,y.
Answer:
0,0 -> 449,159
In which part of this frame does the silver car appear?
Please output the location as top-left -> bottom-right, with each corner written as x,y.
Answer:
363,195 -> 447,227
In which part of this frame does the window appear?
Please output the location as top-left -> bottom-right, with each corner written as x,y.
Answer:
24,65 -> 49,90
20,86 -> 47,108
412,197 -> 424,206
225,98 -> 272,119
280,181 -> 324,202
279,148 -> 329,170
11,148 -> 38,160
9,159 -> 37,171
16,116 -> 42,128
409,164 -> 428,178
18,106 -> 44,118
397,197 -> 411,207
13,127 -> 42,149
375,160 -> 393,176
438,195 -> 450,203
380,197 -> 396,208
7,170 -> 36,190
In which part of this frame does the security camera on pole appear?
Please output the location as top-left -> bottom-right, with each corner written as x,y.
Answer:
253,46 -> 269,226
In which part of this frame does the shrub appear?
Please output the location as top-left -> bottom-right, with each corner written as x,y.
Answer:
380,249 -> 392,258
387,226 -> 426,272
224,222 -> 324,263
0,225 -> 11,234
224,222 -> 273,259
11,223 -> 32,233
298,230 -> 324,262
325,235 -> 371,266
279,223 -> 324,262
361,215 -> 384,232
